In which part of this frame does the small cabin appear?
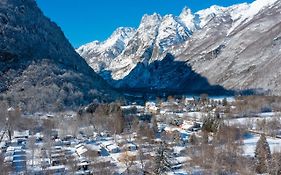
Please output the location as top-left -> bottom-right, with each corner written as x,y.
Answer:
122,142 -> 137,151
13,130 -> 29,139
45,165 -> 66,174
75,144 -> 88,157
106,144 -> 120,153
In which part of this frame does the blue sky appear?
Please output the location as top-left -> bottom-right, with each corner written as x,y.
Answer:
36,0 -> 254,48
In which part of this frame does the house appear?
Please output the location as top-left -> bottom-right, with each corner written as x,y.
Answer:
187,122 -> 202,132
76,160 -> 91,174
35,132 -> 43,142
145,102 -> 158,114
13,130 -> 29,139
4,146 -> 27,172
75,144 -> 88,157
106,144 -> 120,153
50,146 -> 66,166
101,140 -> 120,153
122,142 -> 137,151
13,159 -> 26,173
45,165 -> 66,174
86,144 -> 101,156
61,135 -> 76,146
4,154 -> 13,163
6,146 -> 23,153
54,139 -> 63,146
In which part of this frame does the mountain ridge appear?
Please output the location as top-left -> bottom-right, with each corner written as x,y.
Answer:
78,0 -> 281,95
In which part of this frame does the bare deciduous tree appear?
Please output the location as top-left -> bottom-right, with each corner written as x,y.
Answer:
28,136 -> 37,168
120,151 -> 136,174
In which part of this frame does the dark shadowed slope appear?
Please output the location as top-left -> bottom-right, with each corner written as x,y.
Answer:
0,0 -> 119,112
102,53 -> 234,96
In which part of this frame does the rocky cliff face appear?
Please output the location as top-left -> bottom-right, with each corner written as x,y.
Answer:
77,27 -> 136,73
0,0 -> 119,111
77,10 -> 195,80
78,0 -> 281,95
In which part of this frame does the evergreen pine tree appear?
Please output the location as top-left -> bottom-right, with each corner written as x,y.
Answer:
222,98 -> 228,106
270,152 -> 281,175
255,134 -> 271,174
153,142 -> 173,175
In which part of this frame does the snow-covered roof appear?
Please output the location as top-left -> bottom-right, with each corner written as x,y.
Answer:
13,130 -> 29,138
47,165 -> 66,170
106,144 -> 119,151
7,107 -> 15,112
121,105 -> 144,110
0,142 -> 5,148
86,144 -> 101,152
35,132 -> 44,138
78,161 -> 90,166
145,102 -> 156,106
101,140 -> 115,147
76,145 -> 88,156
122,142 -> 137,149
7,146 -> 22,152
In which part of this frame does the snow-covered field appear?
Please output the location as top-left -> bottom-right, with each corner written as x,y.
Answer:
227,112 -> 281,127
243,133 -> 281,157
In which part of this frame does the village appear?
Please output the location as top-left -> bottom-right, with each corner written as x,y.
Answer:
1,95 -> 281,174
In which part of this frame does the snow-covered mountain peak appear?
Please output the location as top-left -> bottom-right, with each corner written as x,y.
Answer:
76,27 -> 136,73
161,14 -> 178,23
103,27 -> 136,49
226,3 -> 250,21
140,13 -> 162,29
110,27 -> 135,40
195,5 -> 227,27
180,6 -> 193,18
246,0 -> 278,17
179,6 -> 198,31
156,14 -> 192,51
76,40 -> 100,56
80,40 -> 99,48
77,27 -> 135,54
197,5 -> 226,16
210,5 -> 226,12
228,0 -> 278,35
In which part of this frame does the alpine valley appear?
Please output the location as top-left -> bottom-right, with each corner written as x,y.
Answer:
2,1 -> 281,174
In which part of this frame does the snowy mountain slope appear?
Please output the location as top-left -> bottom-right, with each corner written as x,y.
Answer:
78,0 -> 281,95
80,11 -> 197,82
0,0 -> 119,111
228,0 -> 278,35
107,13 -> 162,80
77,27 -> 136,73
177,0 -> 281,95
195,5 -> 227,28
